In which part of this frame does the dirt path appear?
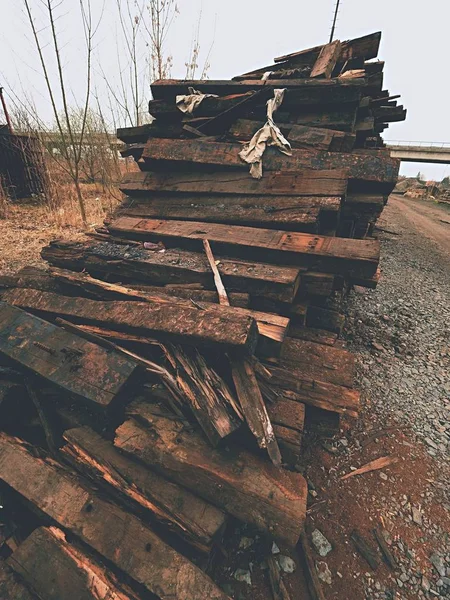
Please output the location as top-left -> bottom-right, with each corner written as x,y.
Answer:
389,195 -> 450,256
298,198 -> 450,600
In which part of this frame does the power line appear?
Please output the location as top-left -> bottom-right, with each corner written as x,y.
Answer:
329,0 -> 341,43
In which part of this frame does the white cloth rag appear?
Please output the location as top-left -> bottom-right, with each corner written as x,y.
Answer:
238,88 -> 291,179
176,87 -> 218,115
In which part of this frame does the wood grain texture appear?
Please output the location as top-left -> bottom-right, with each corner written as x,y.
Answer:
42,240 -> 301,303
230,357 -> 282,466
9,527 -> 141,600
150,78 -> 365,103
116,401 -> 308,546
107,217 -> 380,279
61,426 -> 226,552
0,303 -> 139,411
137,138 -> 398,188
1,289 -> 259,353
229,119 -> 354,150
278,337 -> 356,388
311,40 -> 342,79
121,169 -> 349,198
0,432 -> 230,600
118,194 -> 336,234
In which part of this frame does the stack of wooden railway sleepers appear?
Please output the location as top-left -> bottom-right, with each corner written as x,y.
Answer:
0,32 -> 403,600
118,31 -> 404,241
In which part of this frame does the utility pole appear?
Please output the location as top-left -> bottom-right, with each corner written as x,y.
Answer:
329,0 -> 341,43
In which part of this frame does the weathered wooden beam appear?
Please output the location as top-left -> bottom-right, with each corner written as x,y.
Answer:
0,434 -> 230,600
9,527 -> 141,600
162,344 -> 242,445
274,32 -> 381,65
41,240 -> 302,303
272,424 -> 302,465
374,106 -> 407,124
259,365 -> 359,417
61,426 -> 226,552
118,193 -> 334,233
234,33 -> 381,80
117,123 -> 183,143
311,40 -> 342,79
106,217 -> 380,280
300,271 -> 337,298
116,401 -> 308,546
196,89 -> 268,135
277,337 -> 356,388
230,357 -> 282,466
0,303 -> 139,412
274,107 -> 358,132
121,169 -> 349,198
137,138 -> 398,189
267,397 -> 305,432
1,289 -> 259,353
43,267 -> 284,345
229,119 -> 355,151
46,266 -> 250,307
261,392 -> 305,466
149,90 -> 265,122
150,78 -> 365,103
0,561 -> 38,600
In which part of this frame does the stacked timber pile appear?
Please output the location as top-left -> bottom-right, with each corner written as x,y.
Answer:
118,31 -> 405,240
0,32 -> 404,600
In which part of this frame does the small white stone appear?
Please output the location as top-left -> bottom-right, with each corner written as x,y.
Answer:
239,537 -> 254,550
271,542 -> 280,554
316,561 -> 332,585
311,529 -> 333,557
279,555 -> 296,574
234,569 -> 252,586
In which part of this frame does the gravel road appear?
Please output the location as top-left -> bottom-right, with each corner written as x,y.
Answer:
339,194 -> 450,599
344,195 -> 450,461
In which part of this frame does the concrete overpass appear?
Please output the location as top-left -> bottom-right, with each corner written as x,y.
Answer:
386,141 -> 450,164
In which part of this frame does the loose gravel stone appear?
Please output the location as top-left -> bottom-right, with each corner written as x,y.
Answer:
311,529 -> 333,557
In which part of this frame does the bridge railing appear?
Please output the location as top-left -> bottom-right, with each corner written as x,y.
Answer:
386,140 -> 450,149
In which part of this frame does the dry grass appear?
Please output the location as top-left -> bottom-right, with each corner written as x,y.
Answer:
0,152 -> 139,275
0,182 -> 121,275
0,177 -> 9,219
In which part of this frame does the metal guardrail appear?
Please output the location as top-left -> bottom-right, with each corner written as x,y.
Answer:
386,141 -> 450,149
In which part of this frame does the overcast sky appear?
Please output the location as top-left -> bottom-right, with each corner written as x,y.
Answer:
1,0 -> 449,179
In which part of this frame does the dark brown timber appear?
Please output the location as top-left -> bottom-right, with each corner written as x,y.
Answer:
121,168 -> 349,198
61,426 -> 227,552
41,240 -> 302,303
1,289 -> 259,353
311,40 -> 342,79
106,217 -> 380,280
0,302 -> 139,412
0,432 -> 231,600
230,357 -> 282,466
8,527 -> 141,600
136,138 -> 399,189
116,401 -> 308,546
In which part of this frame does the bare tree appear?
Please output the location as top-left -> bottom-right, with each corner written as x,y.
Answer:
115,0 -> 146,127
146,0 -> 179,81
102,0 -> 178,128
23,0 -> 99,226
184,9 -> 215,80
